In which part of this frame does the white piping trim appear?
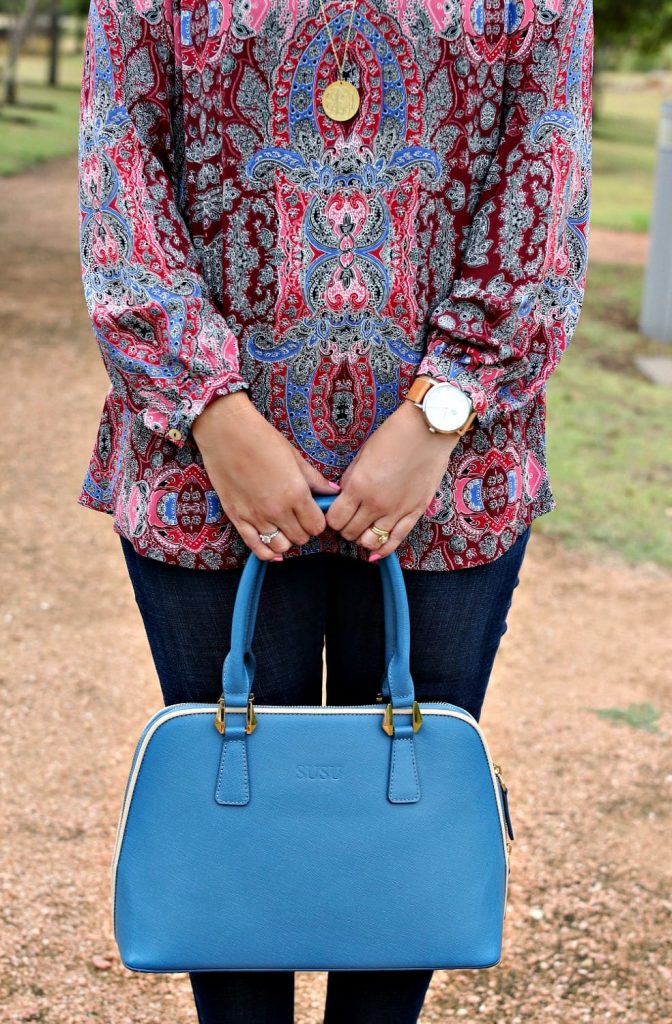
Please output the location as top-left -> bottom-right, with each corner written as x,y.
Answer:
111,705 -> 510,935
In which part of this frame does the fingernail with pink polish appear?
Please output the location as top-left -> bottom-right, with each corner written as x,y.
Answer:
328,481 -> 341,490
272,556 -> 283,562
368,553 -> 382,562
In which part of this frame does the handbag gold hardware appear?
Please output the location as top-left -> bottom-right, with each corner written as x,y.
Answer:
215,695 -> 226,734
493,761 -> 507,791
246,693 -> 257,734
381,701 -> 423,736
214,693 -> 257,735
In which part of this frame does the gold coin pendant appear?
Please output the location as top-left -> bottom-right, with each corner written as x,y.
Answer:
321,80 -> 360,122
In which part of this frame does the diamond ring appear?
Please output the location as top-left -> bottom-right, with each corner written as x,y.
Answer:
258,528 -> 281,544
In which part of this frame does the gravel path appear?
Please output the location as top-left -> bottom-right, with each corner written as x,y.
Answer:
1,155 -> 670,1024
587,226 -> 649,266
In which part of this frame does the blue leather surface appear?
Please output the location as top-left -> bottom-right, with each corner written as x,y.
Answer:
114,705 -> 507,972
113,495 -> 509,972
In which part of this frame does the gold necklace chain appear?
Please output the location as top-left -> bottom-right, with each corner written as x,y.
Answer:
317,0 -> 358,80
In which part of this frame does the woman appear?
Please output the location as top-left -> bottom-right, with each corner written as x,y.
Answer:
77,0 -> 593,1020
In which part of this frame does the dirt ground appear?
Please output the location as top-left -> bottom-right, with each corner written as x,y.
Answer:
588,226 -> 649,265
1,154 -> 671,1024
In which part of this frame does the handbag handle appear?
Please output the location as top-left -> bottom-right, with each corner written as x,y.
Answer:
216,495 -> 423,807
220,494 -> 415,710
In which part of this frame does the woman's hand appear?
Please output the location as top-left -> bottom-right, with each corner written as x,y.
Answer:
325,397 -> 461,560
191,392 -> 338,560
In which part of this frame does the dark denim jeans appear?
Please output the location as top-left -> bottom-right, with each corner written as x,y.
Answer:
119,527 -> 531,1024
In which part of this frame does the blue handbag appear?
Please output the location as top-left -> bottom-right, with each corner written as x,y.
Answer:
112,494 -> 515,972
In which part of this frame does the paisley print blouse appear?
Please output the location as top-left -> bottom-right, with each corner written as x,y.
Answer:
76,0 -> 594,570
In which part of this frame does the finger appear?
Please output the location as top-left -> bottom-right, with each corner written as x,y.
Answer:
236,518 -> 285,561
254,519 -> 292,554
292,494 -> 327,540
274,508 -> 314,547
365,512 -> 421,560
337,501 -> 388,543
259,488 -> 320,546
357,515 -> 400,552
325,491 -> 361,534
243,516 -> 290,557
292,450 -> 342,496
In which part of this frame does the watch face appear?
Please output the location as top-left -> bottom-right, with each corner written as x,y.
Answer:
423,383 -> 472,432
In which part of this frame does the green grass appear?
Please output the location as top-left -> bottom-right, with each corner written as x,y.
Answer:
581,703 -> 663,733
0,53 -> 84,176
539,261 -> 672,568
591,75 -> 669,233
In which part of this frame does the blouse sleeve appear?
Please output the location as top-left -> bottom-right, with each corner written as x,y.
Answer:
416,0 -> 594,430
77,0 -> 248,449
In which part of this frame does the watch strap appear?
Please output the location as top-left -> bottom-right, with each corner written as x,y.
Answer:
405,377 -> 435,405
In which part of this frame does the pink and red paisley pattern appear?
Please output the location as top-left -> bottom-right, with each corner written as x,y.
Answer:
77,0 -> 593,570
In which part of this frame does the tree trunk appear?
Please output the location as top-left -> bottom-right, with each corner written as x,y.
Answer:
3,0 -> 42,106
47,0 -> 61,88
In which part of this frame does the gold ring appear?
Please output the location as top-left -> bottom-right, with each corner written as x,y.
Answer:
370,524 -> 390,545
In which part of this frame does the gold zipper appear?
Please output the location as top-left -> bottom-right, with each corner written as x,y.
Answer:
493,761 -> 507,792
493,762 -> 513,858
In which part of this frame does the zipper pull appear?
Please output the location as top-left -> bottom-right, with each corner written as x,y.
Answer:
493,761 -> 507,792
493,762 -> 515,842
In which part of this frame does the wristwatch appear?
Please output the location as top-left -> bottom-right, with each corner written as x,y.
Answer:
404,377 -> 477,436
